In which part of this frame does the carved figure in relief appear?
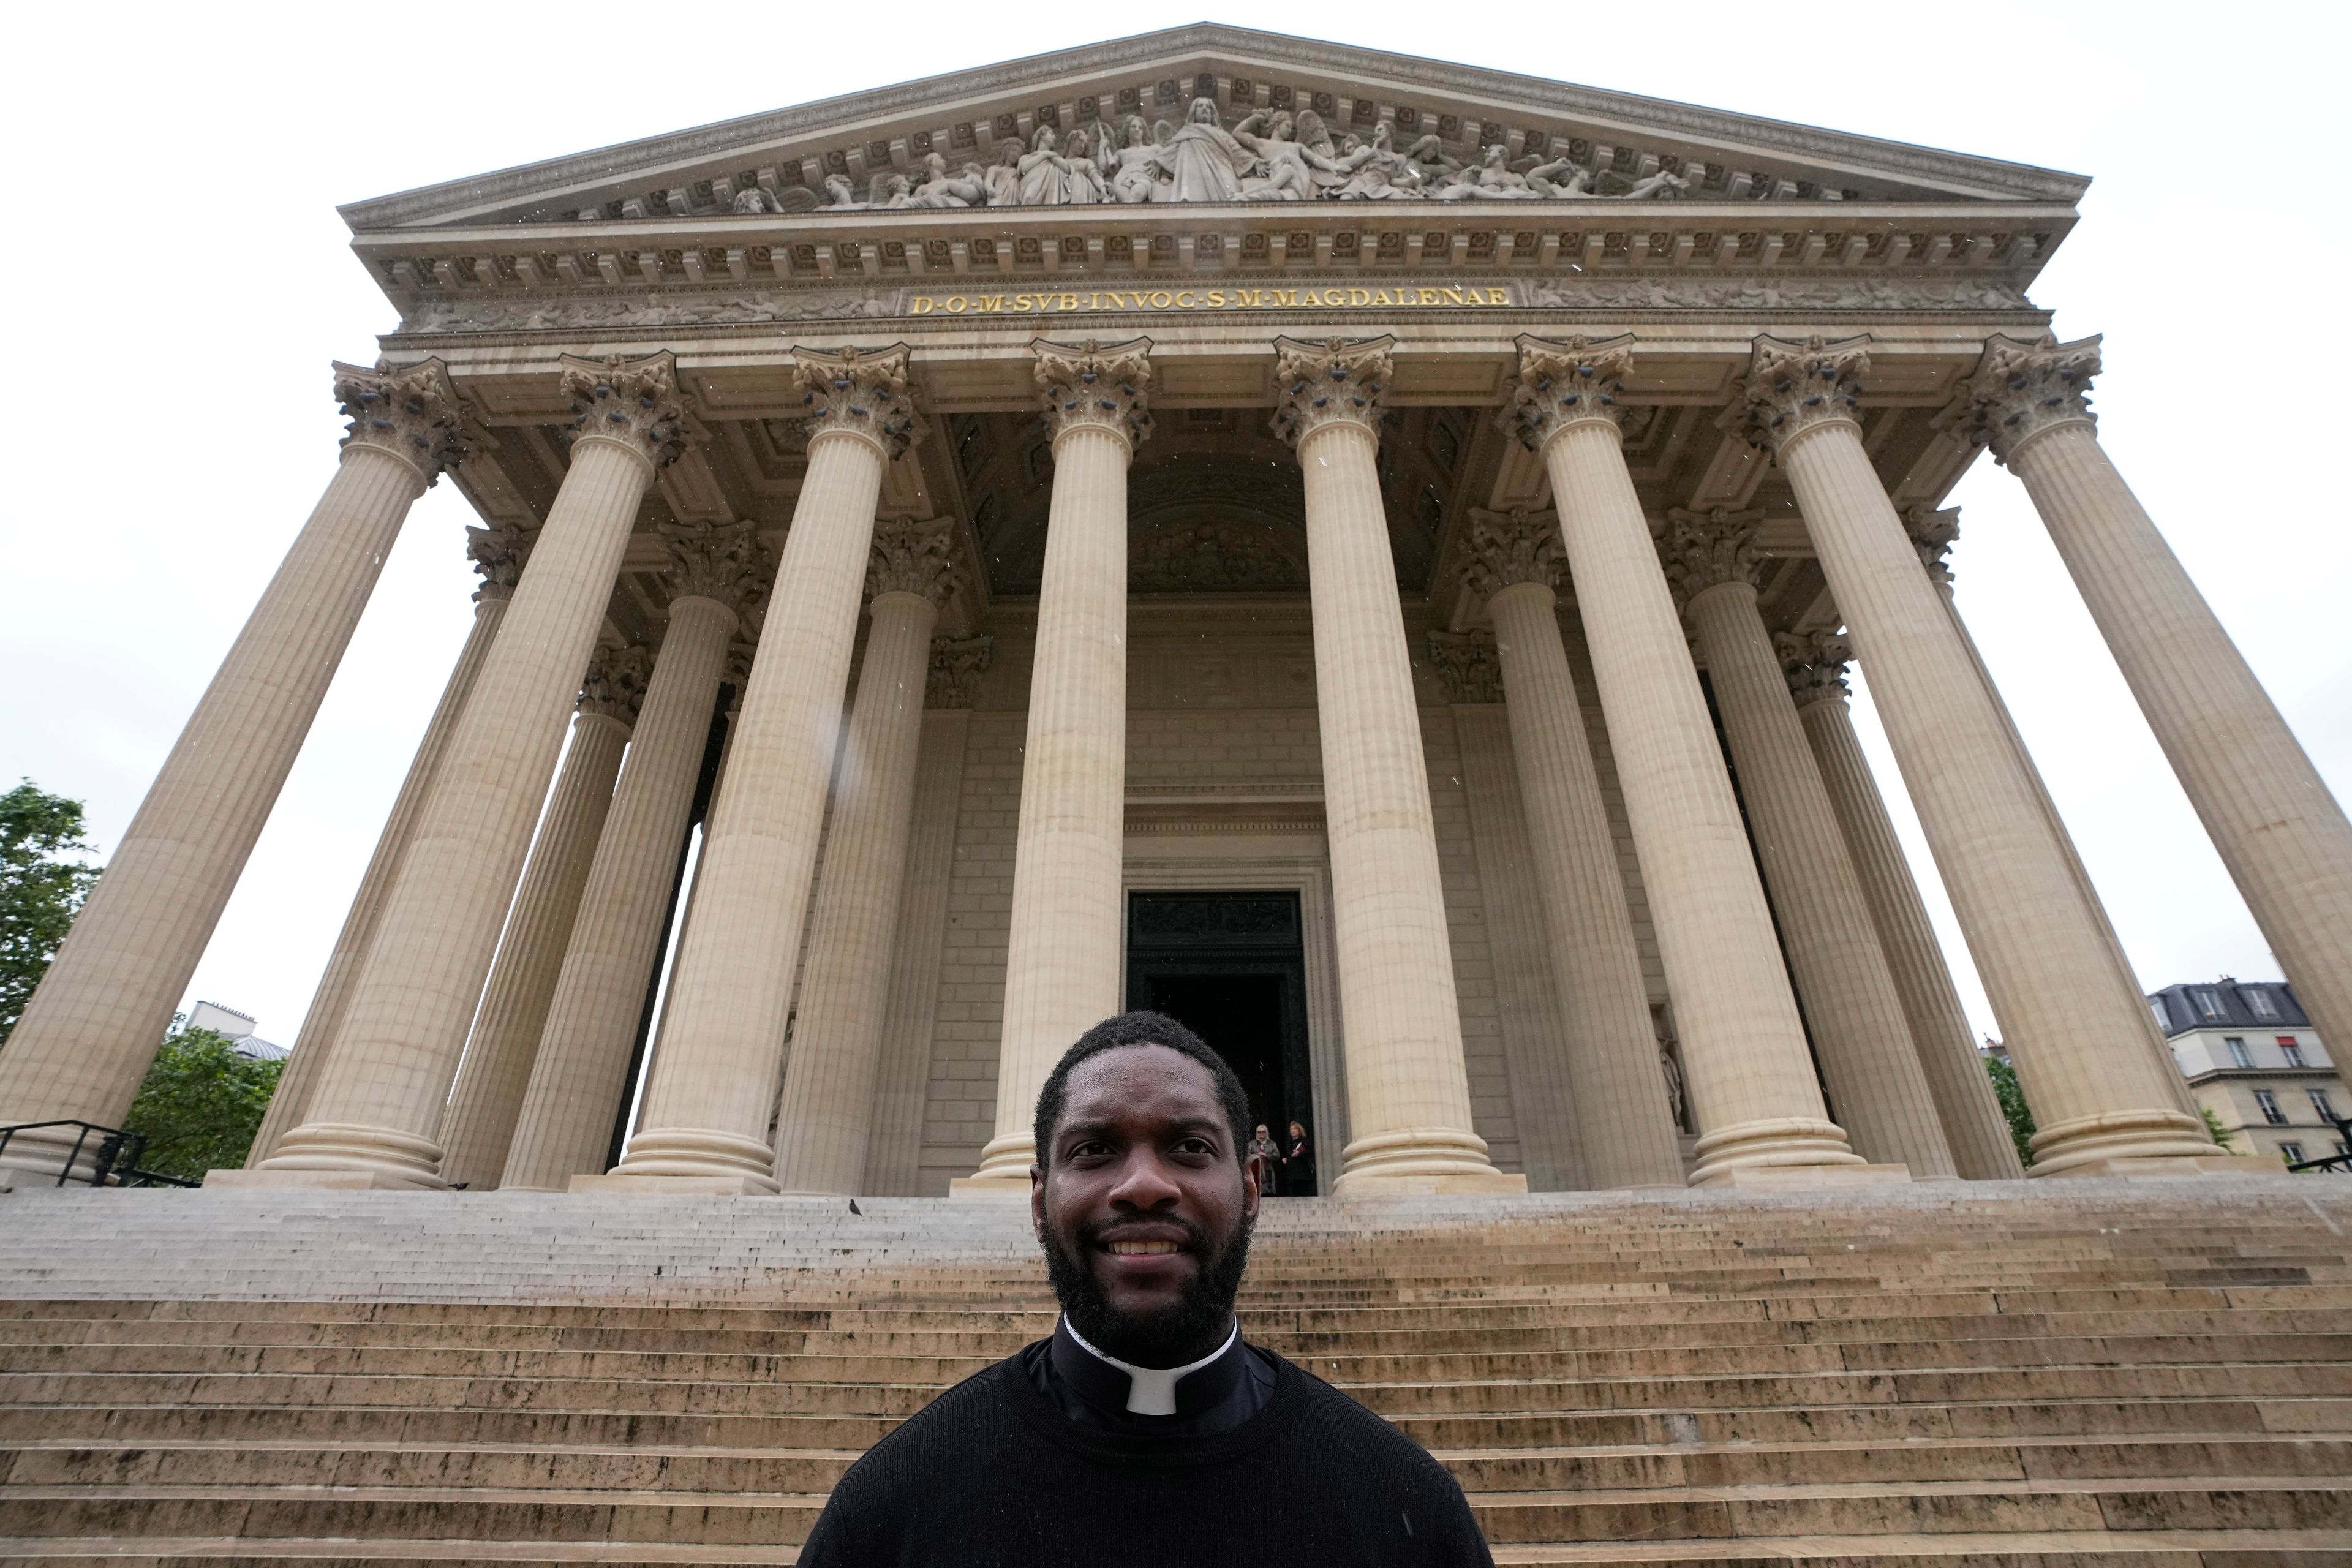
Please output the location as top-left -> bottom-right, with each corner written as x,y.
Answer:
819,173 -> 862,210
1155,97 -> 1254,202
909,151 -> 986,208
1524,157 -> 1596,198
1062,125 -> 1109,204
867,170 -> 918,208
1103,115 -> 1166,204
1017,124 -> 1074,205
1404,134 -> 1463,189
1314,121 -> 1420,198
1620,166 -> 1691,200
1231,110 -> 1318,200
982,138 -> 1024,206
730,186 -> 785,214
1433,143 -> 1540,200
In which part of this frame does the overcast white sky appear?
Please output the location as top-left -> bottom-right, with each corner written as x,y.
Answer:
2,1 -> 2345,1051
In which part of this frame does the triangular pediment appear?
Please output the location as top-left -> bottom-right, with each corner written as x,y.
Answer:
343,25 -> 2083,235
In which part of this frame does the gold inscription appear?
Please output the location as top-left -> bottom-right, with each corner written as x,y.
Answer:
905,286 -> 1515,316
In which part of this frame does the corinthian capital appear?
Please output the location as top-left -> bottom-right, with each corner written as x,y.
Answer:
660,519 -> 769,619
868,517 -> 960,606
1270,336 -> 1394,449
1461,507 -> 1565,604
1776,629 -> 1852,708
334,358 -> 467,484
1943,333 -> 2101,464
577,643 -> 652,726
1659,507 -> 1767,610
559,352 -> 687,470
792,344 -> 923,459
926,634 -> 995,709
1904,505 -> 1961,591
1033,337 -> 1154,453
1504,333 -> 1637,451
465,522 -> 533,603
1426,631 -> 1502,704
1735,334 -> 1869,454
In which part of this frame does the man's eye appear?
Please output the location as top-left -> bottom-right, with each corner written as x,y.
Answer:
1066,1140 -> 1112,1160
1173,1137 -> 1216,1156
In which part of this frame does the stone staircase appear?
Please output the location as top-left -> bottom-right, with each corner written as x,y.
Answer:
1,1179 -> 2348,1565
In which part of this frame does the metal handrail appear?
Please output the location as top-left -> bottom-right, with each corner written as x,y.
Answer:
2286,1114 -> 2352,1174
0,1120 -> 148,1187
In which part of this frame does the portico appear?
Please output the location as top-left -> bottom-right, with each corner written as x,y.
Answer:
4,26 -> 2338,1196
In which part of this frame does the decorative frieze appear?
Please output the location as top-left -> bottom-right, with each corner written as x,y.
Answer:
1270,334 -> 1393,447
1031,337 -> 1154,450
1735,334 -> 1869,454
1776,628 -> 1852,707
660,519 -> 769,617
791,344 -> 923,458
576,643 -> 653,726
465,522 -> 533,603
925,633 -> 994,708
1460,506 -> 1564,603
1504,333 -> 1636,451
334,358 -> 467,483
1426,630 -> 1502,704
1131,519 -> 1302,592
867,518 -> 960,605
558,352 -> 687,469
1942,333 -> 2101,464
1658,507 -> 1766,609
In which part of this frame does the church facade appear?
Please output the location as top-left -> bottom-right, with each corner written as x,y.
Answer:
5,25 -> 2347,1201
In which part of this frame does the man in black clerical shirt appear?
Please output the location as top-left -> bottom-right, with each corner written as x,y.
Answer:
797,1010 -> 1494,1567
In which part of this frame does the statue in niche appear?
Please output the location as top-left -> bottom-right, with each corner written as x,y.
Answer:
1619,165 -> 1691,200
1155,97 -> 1254,202
1432,143 -> 1542,200
1658,1046 -> 1686,1125
908,151 -> 987,208
1230,110 -> 1319,200
981,138 -> 1024,206
1018,124 -> 1080,205
1316,121 -> 1421,198
1063,125 -> 1110,204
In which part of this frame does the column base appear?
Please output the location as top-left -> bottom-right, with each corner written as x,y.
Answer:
606,1128 -> 778,1194
254,1121 -> 444,1188
1330,1169 -> 1529,1198
205,1167 -> 421,1192
1695,1162 -> 1913,1192
2025,1109 -> 2222,1176
948,1175 -> 1034,1201
2034,1152 -> 2287,1179
1687,1117 -> 1867,1186
568,1172 -> 774,1196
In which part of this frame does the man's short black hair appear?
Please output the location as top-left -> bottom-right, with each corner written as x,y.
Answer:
1032,1010 -> 1254,1170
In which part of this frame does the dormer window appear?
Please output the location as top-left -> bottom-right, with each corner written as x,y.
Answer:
2193,988 -> 2225,1019
2245,987 -> 2279,1020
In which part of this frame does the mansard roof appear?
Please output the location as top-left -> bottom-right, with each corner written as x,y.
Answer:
342,24 -> 2086,233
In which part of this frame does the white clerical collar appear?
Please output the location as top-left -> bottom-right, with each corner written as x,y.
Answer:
1060,1315 -> 1238,1416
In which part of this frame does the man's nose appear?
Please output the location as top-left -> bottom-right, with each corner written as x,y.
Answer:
1107,1152 -> 1184,1209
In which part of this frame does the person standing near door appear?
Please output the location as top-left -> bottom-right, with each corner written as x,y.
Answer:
1248,1125 -> 1283,1196
1283,1121 -> 1314,1197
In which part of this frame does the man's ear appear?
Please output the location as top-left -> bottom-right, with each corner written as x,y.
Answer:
1242,1150 -> 1262,1222
1029,1161 -> 1047,1238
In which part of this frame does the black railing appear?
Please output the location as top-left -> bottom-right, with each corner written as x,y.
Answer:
2286,1114 -> 2352,1174
0,1119 -> 195,1188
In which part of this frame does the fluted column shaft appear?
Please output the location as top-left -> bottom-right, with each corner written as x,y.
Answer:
2008,421 -> 2352,1063
252,358 -> 679,1188
435,706 -> 631,1188
1517,352 -> 1856,1185
1684,579 -> 1954,1176
1794,684 -> 2023,1178
772,590 -> 943,1194
502,596 -> 739,1191
1754,341 -> 2210,1175
252,589 -> 508,1164
1486,581 -> 1686,1188
0,367 -> 459,1177
614,429 -> 901,1190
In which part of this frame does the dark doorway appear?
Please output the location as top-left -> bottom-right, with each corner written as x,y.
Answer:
1126,891 -> 1316,1194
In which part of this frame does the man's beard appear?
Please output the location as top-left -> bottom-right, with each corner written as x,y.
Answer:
1041,1210 -> 1254,1367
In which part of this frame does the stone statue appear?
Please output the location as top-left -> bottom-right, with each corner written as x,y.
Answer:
729,186 -> 784,214
1231,110 -> 1318,200
1658,1046 -> 1686,1123
1525,157 -> 1596,198
1620,167 -> 1691,200
1103,113 -> 1165,204
1155,97 -> 1254,203
1063,125 -> 1110,205
1404,134 -> 1462,189
1433,143 -> 1540,200
981,138 -> 1023,206
819,173 -> 862,210
867,170 -> 916,209
908,151 -> 986,208
1316,121 -> 1420,199
1018,124 -> 1074,206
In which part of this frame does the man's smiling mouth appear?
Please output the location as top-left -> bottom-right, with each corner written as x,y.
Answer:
1105,1240 -> 1183,1256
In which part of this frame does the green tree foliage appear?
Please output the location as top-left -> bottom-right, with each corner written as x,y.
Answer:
2201,1106 -> 2238,1153
0,782 -> 102,1050
1984,1052 -> 2037,1170
121,1023 -> 282,1181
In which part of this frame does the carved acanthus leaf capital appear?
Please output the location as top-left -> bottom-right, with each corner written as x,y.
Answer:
926,634 -> 994,709
1942,333 -> 2101,464
1776,629 -> 1853,707
1735,334 -> 1870,454
792,344 -> 923,459
1904,505 -> 1962,592
661,519 -> 770,620
335,358 -> 467,484
465,522 -> 534,603
1033,337 -> 1154,452
1270,336 -> 1395,448
577,643 -> 652,726
869,518 -> 960,606
1427,630 -> 1503,704
1504,333 -> 1638,451
1659,507 -> 1768,611
559,352 -> 687,470
1461,507 -> 1565,604
722,641 -> 757,697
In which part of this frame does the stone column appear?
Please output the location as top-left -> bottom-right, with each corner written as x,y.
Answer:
1506,336 -> 1862,1185
772,521 -> 959,1194
499,522 -> 766,1191
237,353 -> 684,1189
1779,631 -> 2024,1180
1663,510 -> 1954,1177
1948,334 -> 2352,1065
1272,335 -> 1520,1196
251,522 -> 529,1164
434,649 -> 644,1189
960,340 -> 1153,1190
605,346 -> 922,1193
1460,507 -> 1685,1188
1738,334 -> 2214,1175
0,363 -> 464,1179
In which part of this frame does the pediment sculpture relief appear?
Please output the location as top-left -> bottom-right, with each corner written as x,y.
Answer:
801,97 -> 1702,210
